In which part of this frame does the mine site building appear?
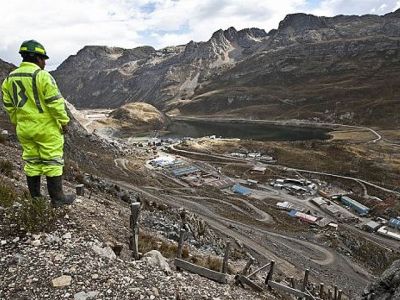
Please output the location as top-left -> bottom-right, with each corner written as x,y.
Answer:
363,221 -> 382,232
232,184 -> 251,196
251,165 -> 266,174
340,196 -> 370,216
284,178 -> 311,186
311,197 -> 327,206
318,190 -> 330,198
285,185 -> 309,194
288,210 -> 318,223
322,204 -> 341,217
230,152 -> 246,158
247,179 -> 258,186
389,218 -> 400,230
172,166 -> 200,177
276,201 -> 293,210
377,226 -> 400,241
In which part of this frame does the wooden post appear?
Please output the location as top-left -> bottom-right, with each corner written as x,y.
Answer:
248,262 -> 271,279
290,277 -> 295,288
319,283 -> 324,299
268,281 -> 310,298
174,258 -> 228,284
337,290 -> 342,300
180,209 -> 187,223
221,242 -> 230,274
129,202 -> 141,259
236,275 -> 264,292
75,184 -> 84,196
265,260 -> 275,286
302,269 -> 310,292
241,254 -> 255,275
177,228 -> 186,259
334,285 -> 338,300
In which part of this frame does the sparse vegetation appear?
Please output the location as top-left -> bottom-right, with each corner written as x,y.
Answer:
0,178 -> 64,236
0,133 -> 6,144
0,179 -> 17,207
63,159 -> 83,182
0,159 -> 13,176
139,231 -> 189,259
16,197 -> 62,233
189,254 -> 234,274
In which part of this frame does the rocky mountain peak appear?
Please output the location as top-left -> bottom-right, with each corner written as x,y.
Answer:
278,13 -> 329,31
210,26 -> 267,43
210,27 -> 236,45
239,27 -> 268,38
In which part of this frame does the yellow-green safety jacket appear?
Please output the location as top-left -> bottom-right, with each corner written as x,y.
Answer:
1,62 -> 70,177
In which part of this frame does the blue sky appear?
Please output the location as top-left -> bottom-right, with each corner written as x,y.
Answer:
0,0 -> 398,70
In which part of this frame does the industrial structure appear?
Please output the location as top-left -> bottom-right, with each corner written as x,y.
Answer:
340,196 -> 370,216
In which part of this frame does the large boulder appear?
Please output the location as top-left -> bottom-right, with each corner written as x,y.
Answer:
142,250 -> 172,275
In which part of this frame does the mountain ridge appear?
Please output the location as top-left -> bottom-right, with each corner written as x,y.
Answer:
9,10 -> 400,127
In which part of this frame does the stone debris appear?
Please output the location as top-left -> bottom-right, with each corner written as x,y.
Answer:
142,250 -> 172,275
73,291 -> 99,300
91,244 -> 117,260
52,275 -> 72,288
0,221 -> 270,299
62,232 -> 72,239
31,239 -> 41,247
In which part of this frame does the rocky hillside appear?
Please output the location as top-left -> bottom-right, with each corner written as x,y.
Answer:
0,58 -> 15,83
0,110 -> 275,299
181,11 -> 400,128
362,259 -> 400,299
53,27 -> 267,110
0,134 -> 272,300
53,9 -> 400,128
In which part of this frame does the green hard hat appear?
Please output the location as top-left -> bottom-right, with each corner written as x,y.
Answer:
19,40 -> 49,59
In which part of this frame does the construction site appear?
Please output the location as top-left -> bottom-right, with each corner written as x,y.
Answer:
100,121 -> 400,299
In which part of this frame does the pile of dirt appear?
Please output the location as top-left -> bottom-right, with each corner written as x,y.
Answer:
109,102 -> 168,131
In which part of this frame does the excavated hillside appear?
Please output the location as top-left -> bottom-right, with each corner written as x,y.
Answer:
107,102 -> 169,136
53,10 -> 400,128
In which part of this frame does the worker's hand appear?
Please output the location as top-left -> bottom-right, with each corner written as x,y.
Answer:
61,125 -> 69,134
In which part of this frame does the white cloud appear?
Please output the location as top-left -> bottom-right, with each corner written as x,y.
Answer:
0,0 -> 398,70
310,0 -> 398,16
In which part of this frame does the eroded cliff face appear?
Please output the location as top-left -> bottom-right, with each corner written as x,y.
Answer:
53,10 -> 400,127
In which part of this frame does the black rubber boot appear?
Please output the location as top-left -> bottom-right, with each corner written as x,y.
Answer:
26,176 -> 42,199
46,176 -> 76,208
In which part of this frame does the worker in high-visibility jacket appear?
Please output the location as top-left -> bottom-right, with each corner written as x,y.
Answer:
1,40 -> 75,207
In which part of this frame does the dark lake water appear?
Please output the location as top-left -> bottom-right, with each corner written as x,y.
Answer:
162,119 -> 331,141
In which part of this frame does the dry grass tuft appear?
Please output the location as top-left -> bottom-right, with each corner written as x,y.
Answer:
139,231 -> 189,259
0,179 -> 64,236
0,159 -> 13,176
